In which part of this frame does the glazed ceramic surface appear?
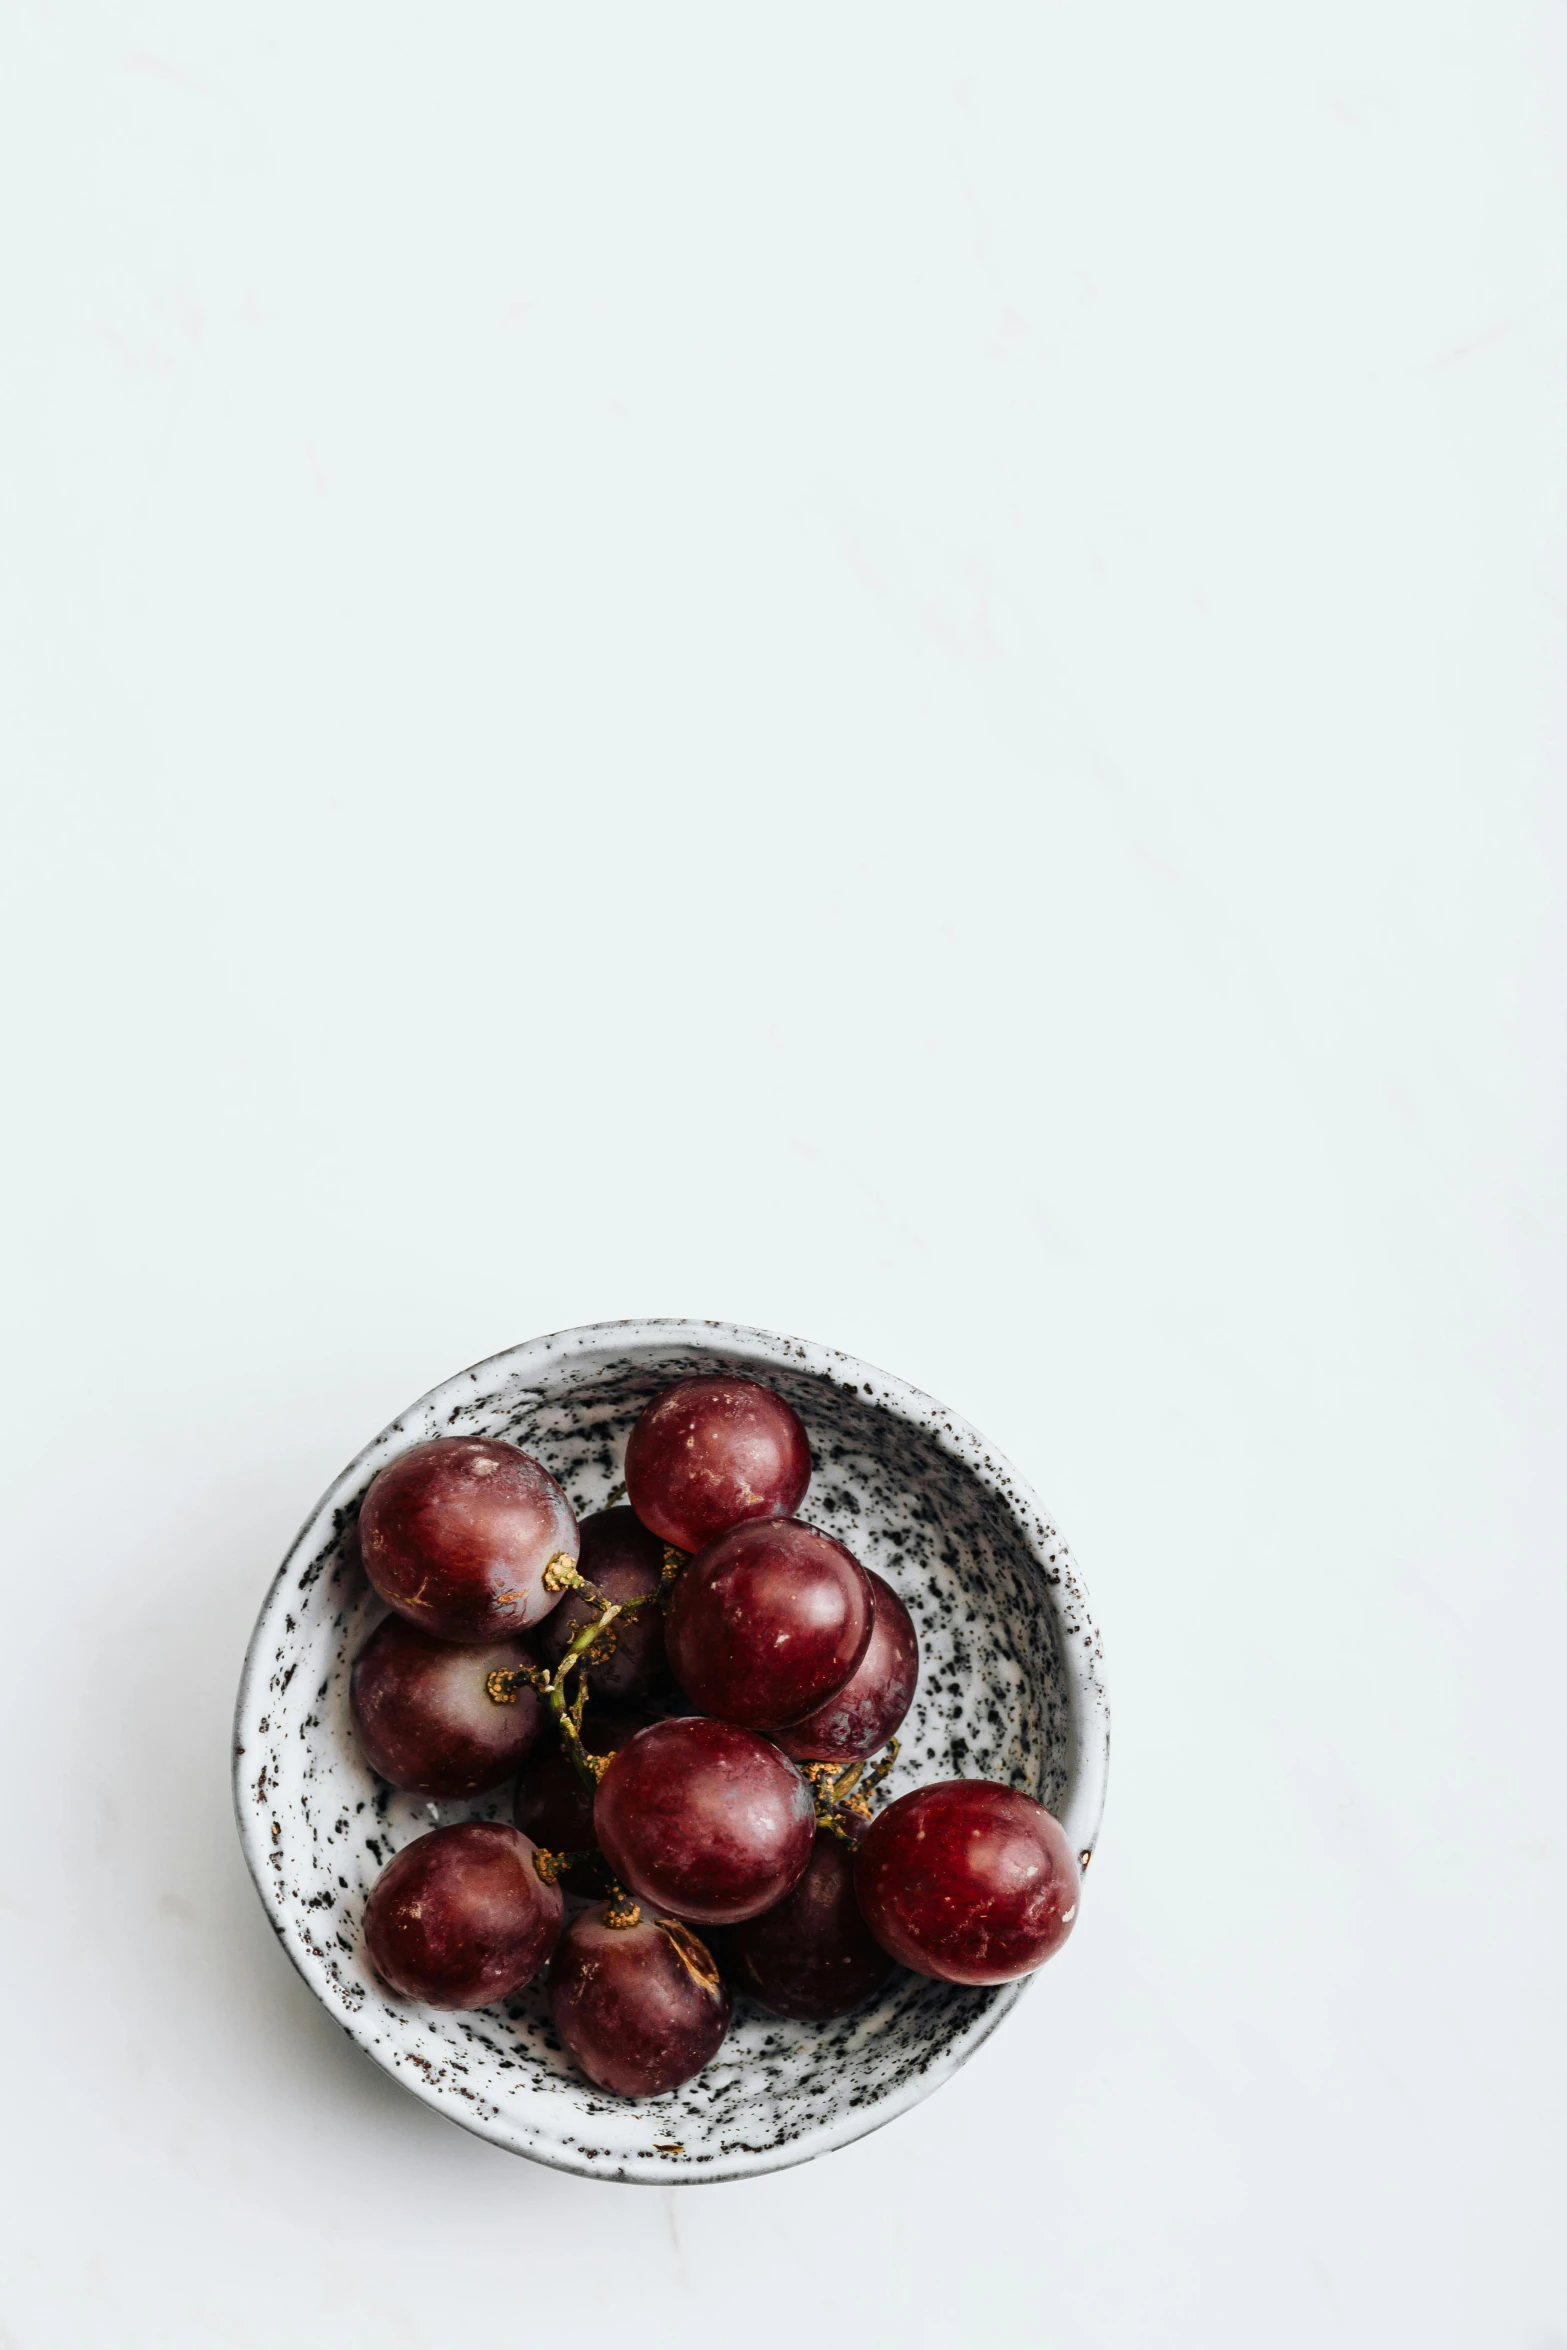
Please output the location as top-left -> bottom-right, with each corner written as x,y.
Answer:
233,1321 -> 1110,2183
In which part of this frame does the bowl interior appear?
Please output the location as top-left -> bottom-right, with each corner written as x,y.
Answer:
234,1323 -> 1107,2183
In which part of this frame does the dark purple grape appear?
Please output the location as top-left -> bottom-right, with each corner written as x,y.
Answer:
535,1507 -> 667,1699
550,1906 -> 730,2097
350,1614 -> 547,1796
512,1703 -> 657,1891
665,1517 -> 872,1731
776,1570 -> 918,1762
723,1826 -> 894,2020
625,1376 -> 810,1553
360,1437 -> 577,1643
595,1716 -> 815,1925
362,1821 -> 562,2008
854,1780 -> 1080,1985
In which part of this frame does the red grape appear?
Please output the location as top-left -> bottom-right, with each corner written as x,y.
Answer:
723,1825 -> 894,2020
362,1821 -> 563,2008
511,1703 -> 656,1890
360,1437 -> 578,1643
625,1376 -> 810,1553
854,1780 -> 1080,1985
550,1907 -> 730,2097
665,1517 -> 873,1731
595,1716 -> 816,1924
536,1507 -> 667,1699
776,1569 -> 919,1762
350,1614 -> 547,1796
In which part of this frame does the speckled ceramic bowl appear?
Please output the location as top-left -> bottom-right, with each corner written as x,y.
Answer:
233,1320 -> 1110,2183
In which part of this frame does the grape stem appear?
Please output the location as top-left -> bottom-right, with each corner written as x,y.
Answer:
532,1846 -> 593,1887
484,1558 -> 672,1792
658,1544 -> 688,1600
806,1741 -> 900,1843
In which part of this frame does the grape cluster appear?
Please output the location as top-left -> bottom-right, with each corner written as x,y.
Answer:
352,1376 -> 1082,2101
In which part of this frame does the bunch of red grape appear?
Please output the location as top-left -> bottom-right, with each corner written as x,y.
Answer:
351,1375 -> 1081,2100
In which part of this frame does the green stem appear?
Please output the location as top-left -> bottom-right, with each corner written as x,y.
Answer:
546,1603 -> 624,1789
537,1562 -> 676,1783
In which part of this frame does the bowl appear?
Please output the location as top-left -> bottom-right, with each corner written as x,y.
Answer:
233,1319 -> 1110,2182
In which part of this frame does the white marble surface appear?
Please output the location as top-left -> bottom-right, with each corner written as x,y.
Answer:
0,7 -> 1562,2345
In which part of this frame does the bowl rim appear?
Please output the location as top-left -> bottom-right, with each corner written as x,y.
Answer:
233,1317 -> 1111,2182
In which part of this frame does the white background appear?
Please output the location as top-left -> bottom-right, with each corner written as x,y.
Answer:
1,5 -> 1562,2345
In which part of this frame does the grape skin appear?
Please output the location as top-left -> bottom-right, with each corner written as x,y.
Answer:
665,1517 -> 873,1732
595,1716 -> 816,1925
350,1614 -> 547,1796
722,1825 -> 894,2021
360,1437 -> 578,1642
362,1821 -> 563,2009
625,1376 -> 810,1553
776,1569 -> 919,1762
550,1909 -> 730,2097
854,1780 -> 1081,1985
